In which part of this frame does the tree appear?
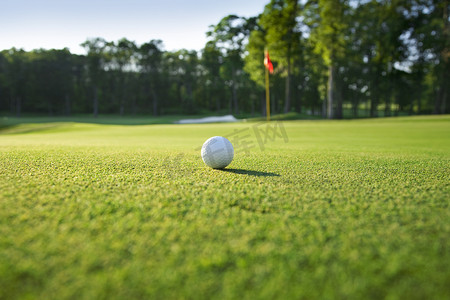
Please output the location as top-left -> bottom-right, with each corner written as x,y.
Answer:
433,0 -> 449,114
409,0 -> 449,114
0,52 -> 7,113
307,0 -> 350,119
207,15 -> 258,114
260,0 -> 302,113
108,38 -> 137,115
28,49 -> 75,115
2,49 -> 29,117
245,27 -> 271,116
164,50 -> 199,114
138,40 -> 164,116
355,0 -> 410,117
0,4 -> 447,119
81,38 -> 109,117
201,41 -> 227,112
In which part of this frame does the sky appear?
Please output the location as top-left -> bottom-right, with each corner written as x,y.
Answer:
0,0 -> 268,55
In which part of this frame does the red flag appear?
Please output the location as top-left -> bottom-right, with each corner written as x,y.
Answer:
264,50 -> 274,74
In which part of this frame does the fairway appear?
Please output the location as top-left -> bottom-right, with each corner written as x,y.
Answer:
1,116 -> 449,299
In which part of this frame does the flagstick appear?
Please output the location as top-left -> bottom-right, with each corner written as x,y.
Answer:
265,66 -> 270,122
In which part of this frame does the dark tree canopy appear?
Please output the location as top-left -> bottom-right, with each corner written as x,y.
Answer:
0,0 -> 448,118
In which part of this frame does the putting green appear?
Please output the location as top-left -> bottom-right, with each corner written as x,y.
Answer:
1,116 -> 449,299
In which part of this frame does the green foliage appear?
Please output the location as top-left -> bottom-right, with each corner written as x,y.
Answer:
81,37 -> 109,81
260,0 -> 302,71
256,0 -> 303,113
0,116 -> 449,299
206,15 -> 259,114
0,1 -> 448,117
244,30 -> 267,89
138,40 -> 164,116
307,0 -> 349,65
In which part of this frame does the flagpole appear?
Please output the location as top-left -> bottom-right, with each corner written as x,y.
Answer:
265,56 -> 271,122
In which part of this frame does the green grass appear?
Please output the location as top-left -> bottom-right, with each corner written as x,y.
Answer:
1,115 -> 449,299
0,112 -> 319,128
0,114 -> 195,127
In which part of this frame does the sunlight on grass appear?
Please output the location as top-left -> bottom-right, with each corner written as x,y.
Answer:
0,116 -> 449,299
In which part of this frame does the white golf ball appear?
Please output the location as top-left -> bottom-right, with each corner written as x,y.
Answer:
201,136 -> 234,169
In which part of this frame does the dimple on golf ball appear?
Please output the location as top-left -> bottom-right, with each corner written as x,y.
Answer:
201,136 -> 234,169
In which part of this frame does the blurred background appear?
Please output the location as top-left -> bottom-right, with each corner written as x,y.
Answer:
0,0 -> 448,120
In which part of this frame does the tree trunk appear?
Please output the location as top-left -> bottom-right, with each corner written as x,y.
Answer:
434,83 -> 447,114
434,63 -> 448,114
284,60 -> 291,114
297,93 -> 302,113
385,96 -> 391,117
213,82 -> 219,112
335,80 -> 343,119
442,0 -> 449,114
370,65 -> 380,117
216,96 -> 221,112
120,74 -> 127,116
262,92 -> 266,116
322,97 -> 327,118
10,96 -> 14,115
385,75 -> 392,117
296,79 -> 302,114
272,93 -> 276,115
16,97 -> 21,118
177,82 -> 182,108
370,79 -> 379,118
370,96 -> 378,117
327,64 -> 335,119
93,86 -> 99,118
152,88 -> 158,116
232,82 -> 238,115
132,96 -> 137,116
352,91 -> 358,117
65,94 -> 71,116
251,96 -> 255,117
443,87 -> 448,114
230,67 -> 239,115
417,85 -> 422,114
214,79 -> 221,113
186,82 -> 194,113
120,102 -> 125,116
48,102 -> 53,116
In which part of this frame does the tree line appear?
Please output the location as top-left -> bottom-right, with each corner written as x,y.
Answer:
0,0 -> 448,119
